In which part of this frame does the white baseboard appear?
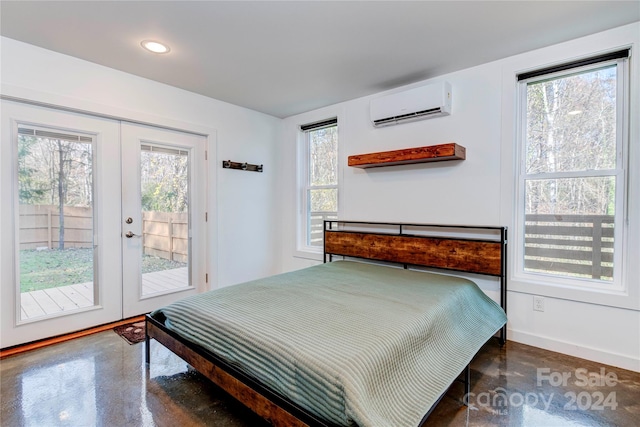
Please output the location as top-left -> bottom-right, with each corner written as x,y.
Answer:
508,328 -> 640,373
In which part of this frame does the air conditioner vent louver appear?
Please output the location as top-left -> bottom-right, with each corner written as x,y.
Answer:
370,82 -> 451,127
372,107 -> 444,126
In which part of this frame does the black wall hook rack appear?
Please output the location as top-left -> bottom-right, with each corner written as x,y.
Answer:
222,160 -> 263,173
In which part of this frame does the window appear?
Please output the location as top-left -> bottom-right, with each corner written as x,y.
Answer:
17,126 -> 97,320
516,50 -> 629,288
299,118 -> 338,251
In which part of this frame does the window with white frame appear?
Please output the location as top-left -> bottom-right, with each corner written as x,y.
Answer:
299,118 -> 338,250
516,49 -> 629,288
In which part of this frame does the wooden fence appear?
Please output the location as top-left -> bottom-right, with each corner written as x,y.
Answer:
311,212 -> 615,280
524,214 -> 614,280
309,211 -> 338,246
142,211 -> 188,263
18,207 -> 615,276
19,205 -> 188,263
19,204 -> 93,250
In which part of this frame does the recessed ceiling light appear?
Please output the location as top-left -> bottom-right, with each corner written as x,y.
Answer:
141,40 -> 170,54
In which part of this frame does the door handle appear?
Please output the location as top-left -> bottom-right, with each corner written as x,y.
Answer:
125,231 -> 141,238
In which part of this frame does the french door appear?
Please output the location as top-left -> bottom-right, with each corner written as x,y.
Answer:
121,123 -> 205,317
0,101 -> 207,347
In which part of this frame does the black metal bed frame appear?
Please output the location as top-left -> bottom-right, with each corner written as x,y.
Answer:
323,220 -> 508,344
146,220 -> 508,426
146,312 -> 338,426
323,220 -> 508,423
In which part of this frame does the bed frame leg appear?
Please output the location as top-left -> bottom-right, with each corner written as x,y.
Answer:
145,333 -> 151,364
464,364 -> 470,397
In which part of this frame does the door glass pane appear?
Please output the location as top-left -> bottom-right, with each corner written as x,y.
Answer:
140,144 -> 190,296
17,127 -> 96,320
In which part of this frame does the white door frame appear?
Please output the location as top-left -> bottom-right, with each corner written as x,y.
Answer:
1,98 -> 214,348
0,100 -> 123,347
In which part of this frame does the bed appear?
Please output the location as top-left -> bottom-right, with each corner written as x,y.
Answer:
146,221 -> 508,427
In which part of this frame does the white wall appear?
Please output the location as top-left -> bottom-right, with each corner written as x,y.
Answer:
4,22 -> 638,371
0,37 -> 283,288
280,23 -> 640,372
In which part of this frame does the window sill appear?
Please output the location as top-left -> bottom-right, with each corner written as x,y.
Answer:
509,274 -> 639,311
293,248 -> 324,263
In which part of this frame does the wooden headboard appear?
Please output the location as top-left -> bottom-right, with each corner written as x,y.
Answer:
323,220 -> 508,343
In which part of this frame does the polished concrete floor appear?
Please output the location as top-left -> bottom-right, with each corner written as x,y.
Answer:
1,331 -> 638,426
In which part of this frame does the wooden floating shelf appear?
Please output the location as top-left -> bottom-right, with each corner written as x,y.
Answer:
348,143 -> 466,168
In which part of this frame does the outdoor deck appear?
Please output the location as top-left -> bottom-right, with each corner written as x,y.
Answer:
20,267 -> 188,320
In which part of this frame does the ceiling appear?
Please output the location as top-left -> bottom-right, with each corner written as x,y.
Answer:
1,1 -> 639,118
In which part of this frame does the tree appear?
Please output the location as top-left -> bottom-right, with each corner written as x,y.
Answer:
526,65 -> 617,216
18,134 -> 93,249
309,126 -> 338,212
140,149 -> 188,213
17,136 -> 48,204
57,139 -> 65,248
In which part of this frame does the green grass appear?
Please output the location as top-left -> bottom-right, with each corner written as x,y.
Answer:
19,248 -> 186,293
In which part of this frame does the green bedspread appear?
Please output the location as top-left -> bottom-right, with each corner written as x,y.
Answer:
153,261 -> 507,427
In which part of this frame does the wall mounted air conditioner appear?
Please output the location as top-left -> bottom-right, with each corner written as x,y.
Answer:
370,81 -> 452,127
